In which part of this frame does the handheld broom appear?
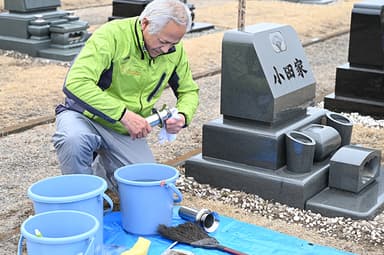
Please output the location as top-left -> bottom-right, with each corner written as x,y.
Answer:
158,222 -> 249,255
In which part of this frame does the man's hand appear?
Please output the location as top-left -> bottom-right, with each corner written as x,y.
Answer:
165,113 -> 185,134
120,110 -> 151,139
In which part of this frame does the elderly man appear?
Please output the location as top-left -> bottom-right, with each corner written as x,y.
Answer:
52,0 -> 199,192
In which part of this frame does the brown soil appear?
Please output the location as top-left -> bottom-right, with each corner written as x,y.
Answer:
0,0 -> 361,131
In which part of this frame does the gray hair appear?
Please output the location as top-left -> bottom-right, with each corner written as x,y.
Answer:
139,0 -> 192,34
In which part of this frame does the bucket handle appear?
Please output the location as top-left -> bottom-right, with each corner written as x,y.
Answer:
103,193 -> 114,214
17,235 -> 95,255
84,237 -> 95,255
17,235 -> 24,255
166,183 -> 183,203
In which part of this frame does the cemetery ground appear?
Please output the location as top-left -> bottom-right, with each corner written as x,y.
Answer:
0,0 -> 383,254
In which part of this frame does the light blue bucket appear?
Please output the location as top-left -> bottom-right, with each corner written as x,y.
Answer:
18,210 -> 98,255
114,163 -> 183,235
27,174 -> 113,255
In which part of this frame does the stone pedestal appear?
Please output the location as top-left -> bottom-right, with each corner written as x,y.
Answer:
324,0 -> 384,118
187,153 -> 330,209
202,109 -> 324,171
306,171 -> 384,219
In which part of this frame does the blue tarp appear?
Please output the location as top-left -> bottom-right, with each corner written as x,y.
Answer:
103,207 -> 355,255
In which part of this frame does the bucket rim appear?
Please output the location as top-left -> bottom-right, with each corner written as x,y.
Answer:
114,163 -> 179,186
27,174 -> 107,203
21,210 -> 99,244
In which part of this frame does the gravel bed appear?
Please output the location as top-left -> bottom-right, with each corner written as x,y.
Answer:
317,102 -> 384,129
340,112 -> 384,130
1,33 -> 383,254
176,172 -> 384,248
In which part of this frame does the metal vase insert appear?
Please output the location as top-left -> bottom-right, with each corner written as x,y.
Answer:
285,131 -> 316,173
178,206 -> 219,232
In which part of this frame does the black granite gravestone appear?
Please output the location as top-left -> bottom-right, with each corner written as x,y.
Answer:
186,23 -> 327,209
109,0 -> 151,21
185,23 -> 384,219
108,0 -> 214,32
324,0 -> 384,118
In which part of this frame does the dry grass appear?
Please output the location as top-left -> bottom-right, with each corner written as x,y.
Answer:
352,124 -> 384,158
0,0 -> 362,131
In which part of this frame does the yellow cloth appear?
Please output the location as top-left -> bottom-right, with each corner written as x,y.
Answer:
120,237 -> 151,255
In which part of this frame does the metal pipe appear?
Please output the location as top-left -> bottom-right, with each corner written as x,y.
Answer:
178,206 -> 220,232
145,108 -> 173,127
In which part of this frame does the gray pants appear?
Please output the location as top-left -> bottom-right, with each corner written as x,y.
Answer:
52,110 -> 155,193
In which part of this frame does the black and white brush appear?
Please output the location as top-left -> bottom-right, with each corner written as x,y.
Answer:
158,222 -> 249,255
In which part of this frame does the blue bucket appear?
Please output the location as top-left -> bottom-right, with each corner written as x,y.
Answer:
27,174 -> 113,254
114,163 -> 183,235
18,210 -> 99,255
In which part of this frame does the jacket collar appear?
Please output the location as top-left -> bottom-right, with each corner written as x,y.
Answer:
134,18 -> 145,60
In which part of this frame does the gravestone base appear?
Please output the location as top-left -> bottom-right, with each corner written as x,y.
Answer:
324,63 -> 384,118
0,31 -> 84,61
185,154 -> 329,209
0,35 -> 50,56
306,168 -> 384,219
38,47 -> 83,61
324,93 -> 384,118
202,108 -> 325,170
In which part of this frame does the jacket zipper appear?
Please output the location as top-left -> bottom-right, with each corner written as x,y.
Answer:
147,72 -> 166,102
138,89 -> 144,113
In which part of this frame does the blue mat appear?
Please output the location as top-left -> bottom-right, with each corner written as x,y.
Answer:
103,207 -> 355,255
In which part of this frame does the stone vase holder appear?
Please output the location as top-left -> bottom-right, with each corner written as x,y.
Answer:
326,112 -> 353,147
300,124 -> 341,161
285,131 -> 316,173
329,145 -> 381,193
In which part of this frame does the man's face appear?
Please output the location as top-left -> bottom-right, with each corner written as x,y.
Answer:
142,18 -> 187,58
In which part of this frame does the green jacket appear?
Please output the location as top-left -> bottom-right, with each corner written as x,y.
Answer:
60,17 -> 199,135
